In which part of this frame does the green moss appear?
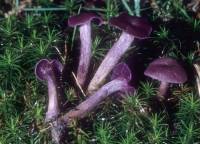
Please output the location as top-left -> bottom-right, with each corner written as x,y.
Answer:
0,1 -> 200,143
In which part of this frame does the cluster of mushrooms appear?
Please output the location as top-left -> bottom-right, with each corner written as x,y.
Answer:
35,12 -> 187,143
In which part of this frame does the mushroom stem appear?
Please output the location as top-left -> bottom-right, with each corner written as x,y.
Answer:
77,23 -> 92,87
158,82 -> 169,101
87,32 -> 134,94
46,75 -> 60,122
62,78 -> 130,123
49,63 -> 134,144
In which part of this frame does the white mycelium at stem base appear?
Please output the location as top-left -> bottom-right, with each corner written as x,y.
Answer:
77,23 -> 92,87
87,32 -> 134,94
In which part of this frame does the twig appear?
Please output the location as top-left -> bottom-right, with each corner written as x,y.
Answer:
5,0 -> 32,17
193,63 -> 200,97
149,0 -> 159,9
39,125 -> 51,133
53,46 -> 65,63
187,0 -> 200,12
72,72 -> 86,97
63,40 -> 68,64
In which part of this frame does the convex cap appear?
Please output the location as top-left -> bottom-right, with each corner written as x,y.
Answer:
144,57 -> 187,84
111,62 -> 132,82
68,12 -> 103,27
35,59 -> 63,81
109,13 -> 152,39
111,62 -> 135,93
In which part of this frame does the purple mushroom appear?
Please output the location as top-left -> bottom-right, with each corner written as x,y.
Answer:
60,62 -> 134,123
68,12 -> 103,87
144,57 -> 187,100
87,13 -> 152,94
35,59 -> 63,122
47,63 -> 134,144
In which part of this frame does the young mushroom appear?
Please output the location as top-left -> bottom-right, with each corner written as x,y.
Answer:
35,59 -> 63,122
144,57 -> 187,101
60,62 -> 134,123
68,12 -> 103,87
87,13 -> 152,94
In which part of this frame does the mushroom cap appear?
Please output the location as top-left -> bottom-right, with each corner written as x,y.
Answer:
109,13 -> 152,39
68,12 -> 103,27
111,62 -> 135,94
35,59 -> 63,81
51,59 -> 63,77
144,57 -> 187,84
111,62 -> 132,82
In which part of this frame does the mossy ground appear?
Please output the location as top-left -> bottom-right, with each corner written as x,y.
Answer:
0,0 -> 200,143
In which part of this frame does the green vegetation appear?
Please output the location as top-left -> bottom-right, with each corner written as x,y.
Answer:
0,0 -> 200,143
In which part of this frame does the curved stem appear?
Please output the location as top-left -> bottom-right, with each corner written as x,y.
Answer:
157,82 -> 169,101
77,23 -> 92,87
50,78 -> 132,143
62,78 -> 129,123
87,32 -> 134,94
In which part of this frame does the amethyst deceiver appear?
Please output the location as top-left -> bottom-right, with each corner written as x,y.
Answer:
111,62 -> 132,81
35,59 -> 63,122
47,63 -> 133,144
60,62 -> 134,123
144,57 -> 187,100
68,12 -> 103,87
87,13 -> 152,94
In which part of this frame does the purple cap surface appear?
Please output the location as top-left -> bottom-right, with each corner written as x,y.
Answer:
68,12 -> 103,27
35,59 -> 63,81
51,59 -> 63,78
111,63 -> 135,94
111,62 -> 132,82
144,58 -> 187,83
109,13 -> 152,39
